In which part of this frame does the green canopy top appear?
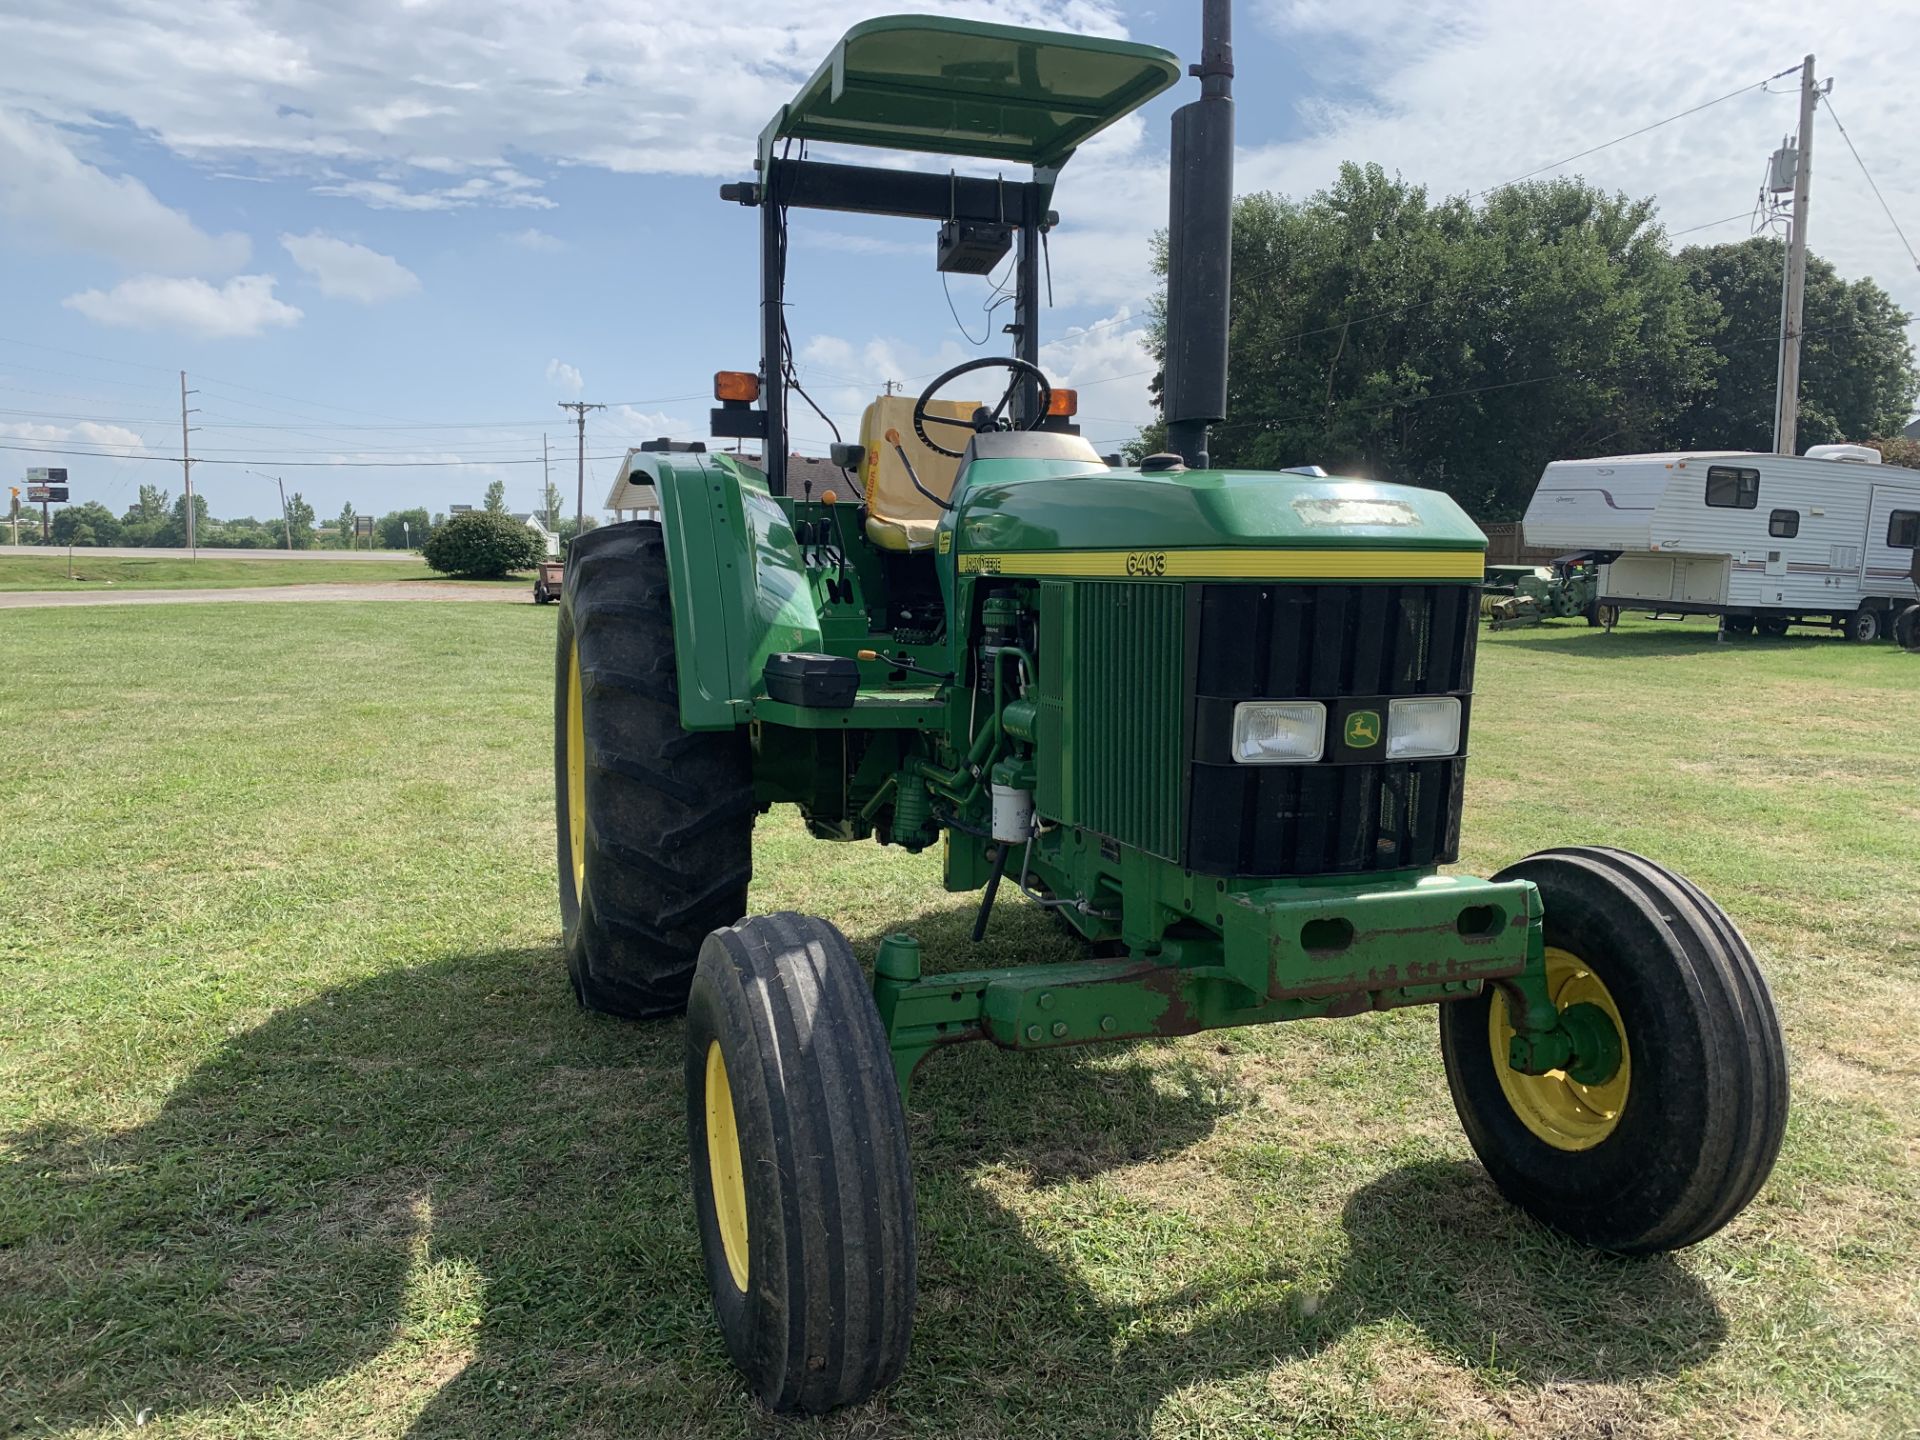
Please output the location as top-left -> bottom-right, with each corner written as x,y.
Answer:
759,15 -> 1182,172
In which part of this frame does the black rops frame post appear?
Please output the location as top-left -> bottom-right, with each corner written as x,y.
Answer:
723,162 -> 1053,498
1163,0 -> 1235,470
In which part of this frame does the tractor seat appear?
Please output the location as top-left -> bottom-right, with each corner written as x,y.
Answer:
856,395 -> 981,552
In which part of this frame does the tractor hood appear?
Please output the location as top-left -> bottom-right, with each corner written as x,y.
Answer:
951,462 -> 1487,576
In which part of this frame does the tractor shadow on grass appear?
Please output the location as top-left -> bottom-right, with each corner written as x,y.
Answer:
0,945 -> 737,1438
1492,626 -> 1846,659
0,926 -> 1728,1439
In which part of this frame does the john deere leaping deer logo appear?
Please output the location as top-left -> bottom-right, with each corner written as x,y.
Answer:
1344,709 -> 1382,748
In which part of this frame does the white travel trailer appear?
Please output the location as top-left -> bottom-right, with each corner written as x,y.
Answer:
1522,446 -> 1920,640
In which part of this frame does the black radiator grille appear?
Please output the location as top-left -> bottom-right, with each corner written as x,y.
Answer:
1182,582 -> 1478,877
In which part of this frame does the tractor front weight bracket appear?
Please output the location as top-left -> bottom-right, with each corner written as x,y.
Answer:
870,874 -> 1546,1100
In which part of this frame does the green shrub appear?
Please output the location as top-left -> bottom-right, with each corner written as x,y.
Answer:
422,511 -> 547,577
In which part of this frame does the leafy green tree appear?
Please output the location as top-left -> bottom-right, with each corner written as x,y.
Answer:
1868,435 -> 1920,469
541,481 -> 563,530
334,503 -> 358,549
376,508 -> 432,549
422,510 -> 545,577
1670,238 -> 1917,451
1147,165 -> 1718,519
155,493 -> 213,547
555,514 -> 598,551
126,485 -> 170,524
51,501 -> 123,546
283,492 -> 317,550
483,479 -> 507,514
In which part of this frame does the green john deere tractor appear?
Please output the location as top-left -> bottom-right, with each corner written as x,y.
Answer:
1482,551 -> 1606,630
555,5 -> 1788,1414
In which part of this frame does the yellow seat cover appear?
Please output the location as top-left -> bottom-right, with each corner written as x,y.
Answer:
857,395 -> 981,551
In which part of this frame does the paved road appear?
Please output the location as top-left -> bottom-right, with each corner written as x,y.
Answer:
0,582 -> 529,610
0,545 -> 420,561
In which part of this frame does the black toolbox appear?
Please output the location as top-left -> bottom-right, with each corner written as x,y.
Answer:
763,652 -> 860,708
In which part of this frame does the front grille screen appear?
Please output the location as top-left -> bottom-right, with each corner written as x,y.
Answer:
1183,583 -> 1478,877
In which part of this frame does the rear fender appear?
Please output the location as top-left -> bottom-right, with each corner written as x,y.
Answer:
649,452 -> 823,729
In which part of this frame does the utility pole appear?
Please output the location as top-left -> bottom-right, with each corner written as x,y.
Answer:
180,371 -> 200,555
1773,55 -> 1826,457
557,400 -> 604,541
542,433 -> 551,524
247,470 -> 293,550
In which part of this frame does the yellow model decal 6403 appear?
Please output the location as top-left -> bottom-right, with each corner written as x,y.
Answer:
954,549 -> 1482,580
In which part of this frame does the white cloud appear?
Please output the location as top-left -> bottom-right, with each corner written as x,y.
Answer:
312,166 -> 555,211
546,358 -> 583,392
280,231 -> 420,302
0,2 -> 1128,218
63,274 -> 303,339
0,109 -> 249,275
0,419 -> 150,452
505,227 -> 566,251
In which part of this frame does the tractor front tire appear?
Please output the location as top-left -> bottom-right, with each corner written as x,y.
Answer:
1439,847 -> 1787,1254
555,521 -> 753,1019
686,913 -> 917,1413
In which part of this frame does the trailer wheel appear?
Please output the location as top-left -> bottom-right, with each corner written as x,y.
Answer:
1846,606 -> 1882,643
1757,616 -> 1790,638
555,521 -> 753,1018
686,913 -> 916,1413
1597,604 -> 1620,629
1439,847 -> 1787,1253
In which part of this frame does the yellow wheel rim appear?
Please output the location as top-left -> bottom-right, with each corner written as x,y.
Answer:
1489,947 -> 1631,1151
705,1040 -> 750,1291
565,638 -> 587,901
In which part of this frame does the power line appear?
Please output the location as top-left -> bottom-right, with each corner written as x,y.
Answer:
1668,210 -> 1759,239
1463,64 -> 1802,202
1819,95 -> 1920,272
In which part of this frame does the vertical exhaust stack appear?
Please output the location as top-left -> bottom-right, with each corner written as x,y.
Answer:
1163,0 -> 1234,469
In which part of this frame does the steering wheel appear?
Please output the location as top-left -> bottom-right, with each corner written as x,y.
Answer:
911,357 -> 1053,460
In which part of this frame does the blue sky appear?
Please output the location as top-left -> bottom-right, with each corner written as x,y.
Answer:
2,0 -> 1915,525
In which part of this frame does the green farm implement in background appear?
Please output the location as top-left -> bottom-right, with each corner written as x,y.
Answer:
553,2 -> 1788,1413
1482,551 -> 1608,630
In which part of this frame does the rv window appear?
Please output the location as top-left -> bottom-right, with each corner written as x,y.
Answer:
1888,510 -> 1919,548
1768,509 -> 1799,539
1705,465 -> 1760,509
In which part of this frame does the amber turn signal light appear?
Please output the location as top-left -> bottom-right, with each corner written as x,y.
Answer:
1046,387 -> 1078,417
713,370 -> 760,403
856,649 -> 879,661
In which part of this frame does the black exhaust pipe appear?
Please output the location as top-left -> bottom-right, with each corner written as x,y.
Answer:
1163,0 -> 1234,470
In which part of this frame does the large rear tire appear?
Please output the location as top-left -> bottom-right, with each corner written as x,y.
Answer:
1439,847 -> 1787,1254
1895,603 -> 1920,652
554,521 -> 754,1018
686,913 -> 917,1413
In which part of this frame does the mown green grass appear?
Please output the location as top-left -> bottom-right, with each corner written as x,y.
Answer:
1,605 -> 1915,1439
0,555 -> 523,591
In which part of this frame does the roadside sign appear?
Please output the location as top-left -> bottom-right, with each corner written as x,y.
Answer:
24,467 -> 68,483
354,514 -> 375,536
27,485 -> 68,502
449,503 -> 473,514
